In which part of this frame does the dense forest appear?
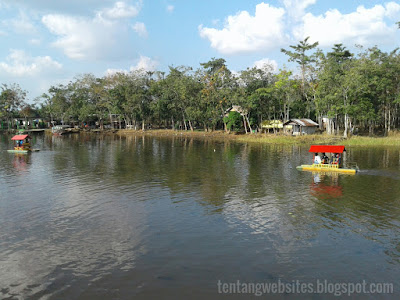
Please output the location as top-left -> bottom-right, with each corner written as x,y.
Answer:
1,38 -> 400,136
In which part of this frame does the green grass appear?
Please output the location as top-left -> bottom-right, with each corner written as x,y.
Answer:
117,129 -> 400,146
237,132 -> 400,146
235,134 -> 343,145
339,136 -> 400,146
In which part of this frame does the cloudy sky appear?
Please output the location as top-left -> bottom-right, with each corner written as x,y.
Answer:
0,0 -> 399,101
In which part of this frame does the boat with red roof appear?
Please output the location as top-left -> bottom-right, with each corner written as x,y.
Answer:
296,145 -> 358,174
7,134 -> 39,153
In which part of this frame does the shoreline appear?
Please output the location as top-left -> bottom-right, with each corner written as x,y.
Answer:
114,129 -> 400,146
4,128 -> 400,146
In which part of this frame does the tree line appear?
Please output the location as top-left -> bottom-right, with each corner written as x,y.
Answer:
2,38 -> 400,136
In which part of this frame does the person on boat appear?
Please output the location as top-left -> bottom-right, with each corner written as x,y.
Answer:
314,153 -> 322,164
330,153 -> 339,165
322,153 -> 329,164
335,153 -> 341,164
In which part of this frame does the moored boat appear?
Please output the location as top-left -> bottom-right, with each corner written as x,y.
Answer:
296,145 -> 358,174
52,125 -> 71,136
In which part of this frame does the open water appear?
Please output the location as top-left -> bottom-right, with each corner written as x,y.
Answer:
0,133 -> 399,299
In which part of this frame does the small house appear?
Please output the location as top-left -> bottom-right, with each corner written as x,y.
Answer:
283,119 -> 319,135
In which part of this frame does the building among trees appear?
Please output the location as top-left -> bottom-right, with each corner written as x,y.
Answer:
283,119 -> 319,135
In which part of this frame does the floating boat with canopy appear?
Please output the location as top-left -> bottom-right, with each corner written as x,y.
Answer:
296,145 -> 358,174
7,134 -> 39,153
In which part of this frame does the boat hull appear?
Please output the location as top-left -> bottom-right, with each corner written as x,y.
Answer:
7,149 -> 30,154
7,149 -> 39,154
296,164 -> 357,174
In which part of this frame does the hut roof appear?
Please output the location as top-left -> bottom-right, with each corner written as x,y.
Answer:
224,105 -> 247,116
283,119 -> 318,127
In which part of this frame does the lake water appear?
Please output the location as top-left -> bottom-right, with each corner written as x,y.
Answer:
0,133 -> 399,299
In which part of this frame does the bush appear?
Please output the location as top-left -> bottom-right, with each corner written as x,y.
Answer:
224,111 -> 243,132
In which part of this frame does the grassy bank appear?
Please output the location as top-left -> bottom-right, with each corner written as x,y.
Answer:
340,136 -> 400,146
116,129 -> 233,140
239,134 -> 400,146
116,129 -> 341,145
115,129 -> 400,146
235,134 -> 344,145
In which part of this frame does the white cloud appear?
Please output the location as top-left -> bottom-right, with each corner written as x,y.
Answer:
200,1 -> 400,55
130,55 -> 158,72
0,49 -> 62,76
3,10 -> 36,34
132,21 -> 147,37
253,58 -> 278,73
166,5 -> 174,13
105,68 -> 124,76
282,0 -> 316,22
41,1 -> 143,60
199,3 -> 287,55
211,19 -> 220,26
294,3 -> 400,47
98,1 -> 142,20
106,56 -> 159,75
2,0 -> 133,15
29,38 -> 41,45
42,14 -> 109,59
384,1 -> 400,19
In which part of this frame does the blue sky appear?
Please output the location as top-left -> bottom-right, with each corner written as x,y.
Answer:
0,0 -> 400,101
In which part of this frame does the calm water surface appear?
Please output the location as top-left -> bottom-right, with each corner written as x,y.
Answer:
0,133 -> 399,299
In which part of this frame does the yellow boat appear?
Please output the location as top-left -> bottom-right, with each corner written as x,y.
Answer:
7,134 -> 40,154
297,145 -> 358,174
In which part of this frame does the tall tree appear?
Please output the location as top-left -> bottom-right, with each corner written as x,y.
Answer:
272,69 -> 299,121
316,44 -> 353,136
239,65 -> 275,129
281,37 -> 319,117
200,58 -> 234,131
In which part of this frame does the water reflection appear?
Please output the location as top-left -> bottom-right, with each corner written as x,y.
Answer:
310,172 -> 343,199
0,134 -> 399,298
12,154 -> 31,173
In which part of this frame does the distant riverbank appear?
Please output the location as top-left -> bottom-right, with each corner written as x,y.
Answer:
3,128 -> 397,146
115,129 -> 400,146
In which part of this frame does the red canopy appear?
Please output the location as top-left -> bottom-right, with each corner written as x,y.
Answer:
11,134 -> 31,141
309,145 -> 345,154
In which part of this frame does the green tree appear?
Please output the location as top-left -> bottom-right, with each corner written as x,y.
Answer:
0,83 -> 27,130
281,37 -> 319,117
315,44 -> 353,136
272,69 -> 299,121
200,58 -> 235,131
239,65 -> 275,131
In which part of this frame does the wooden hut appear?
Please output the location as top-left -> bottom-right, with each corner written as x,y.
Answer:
283,119 -> 318,135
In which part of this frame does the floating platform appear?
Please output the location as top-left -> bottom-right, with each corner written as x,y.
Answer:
296,164 -> 357,174
7,149 -> 29,154
7,149 -> 40,154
